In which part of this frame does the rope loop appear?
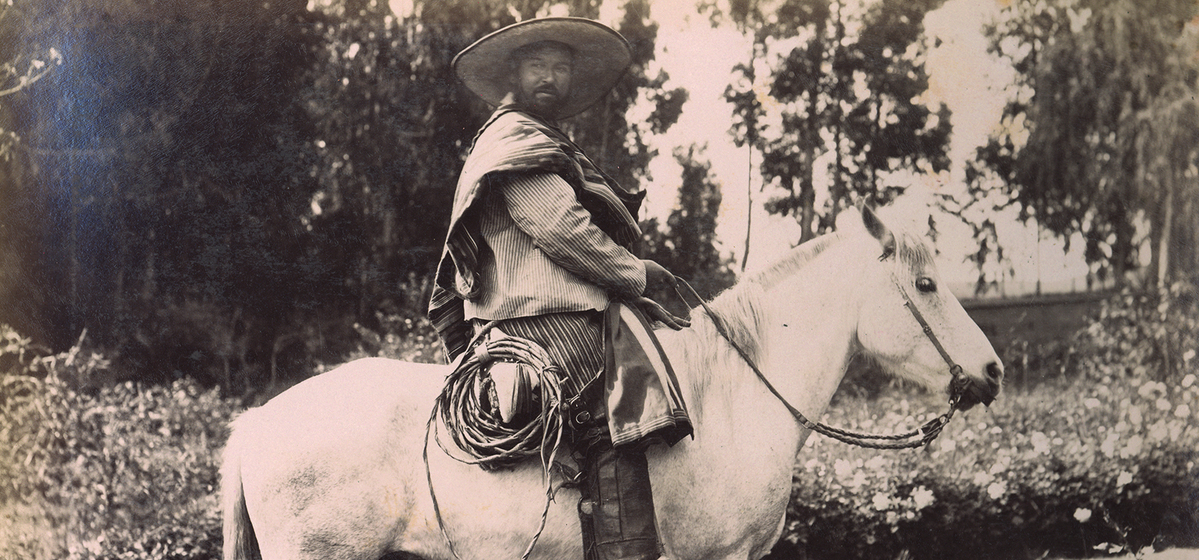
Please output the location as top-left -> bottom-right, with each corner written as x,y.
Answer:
424,321 -> 569,560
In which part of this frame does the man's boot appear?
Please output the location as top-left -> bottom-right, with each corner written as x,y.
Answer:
576,437 -> 661,560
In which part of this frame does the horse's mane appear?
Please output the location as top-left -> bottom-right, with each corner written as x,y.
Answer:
672,232 -> 844,416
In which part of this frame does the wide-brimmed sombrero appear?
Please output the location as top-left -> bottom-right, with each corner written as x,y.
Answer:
453,17 -> 632,119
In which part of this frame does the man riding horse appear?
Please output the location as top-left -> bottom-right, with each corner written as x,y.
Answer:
428,16 -> 693,560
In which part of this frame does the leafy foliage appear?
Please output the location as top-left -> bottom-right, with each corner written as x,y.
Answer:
772,370 -> 1198,559
641,144 -> 736,312
971,0 -> 1199,287
1,325 -> 238,560
999,283 -> 1199,388
721,0 -> 951,244
1,0 -> 696,394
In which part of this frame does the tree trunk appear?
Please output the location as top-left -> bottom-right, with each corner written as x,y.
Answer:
799,177 -> 816,244
1156,174 -> 1174,288
740,143 -> 752,271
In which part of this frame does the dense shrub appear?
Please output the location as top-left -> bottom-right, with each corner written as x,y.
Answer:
1,327 -> 238,560
334,274 -> 445,367
1073,283 -> 1199,383
1000,283 -> 1199,387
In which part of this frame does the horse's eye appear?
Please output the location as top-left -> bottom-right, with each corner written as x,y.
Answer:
915,277 -> 937,293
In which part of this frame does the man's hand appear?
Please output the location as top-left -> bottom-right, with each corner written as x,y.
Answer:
633,297 -> 690,330
636,260 -> 688,329
642,259 -> 679,295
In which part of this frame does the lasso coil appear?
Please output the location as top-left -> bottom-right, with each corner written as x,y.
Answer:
424,322 -> 568,560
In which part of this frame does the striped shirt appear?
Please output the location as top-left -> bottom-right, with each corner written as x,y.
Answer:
463,172 -> 647,321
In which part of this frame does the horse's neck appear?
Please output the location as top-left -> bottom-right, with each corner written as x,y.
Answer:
756,247 -> 863,422
666,240 -> 863,449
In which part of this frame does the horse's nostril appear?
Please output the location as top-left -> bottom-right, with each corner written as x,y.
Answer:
986,362 -> 1003,383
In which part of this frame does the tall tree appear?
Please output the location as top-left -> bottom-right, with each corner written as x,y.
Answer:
567,0 -> 687,199
974,0 -> 1199,287
723,0 -> 951,245
0,0 -> 62,344
702,0 -> 769,270
10,0 -> 323,386
641,144 -> 736,308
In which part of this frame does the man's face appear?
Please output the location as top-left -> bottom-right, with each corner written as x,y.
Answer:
513,44 -> 573,117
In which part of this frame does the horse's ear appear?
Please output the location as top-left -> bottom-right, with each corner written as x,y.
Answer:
861,204 -> 896,259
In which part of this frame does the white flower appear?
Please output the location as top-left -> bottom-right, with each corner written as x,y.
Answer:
1084,398 -> 1101,409
1156,398 -> 1173,412
987,481 -> 1007,499
1074,508 -> 1093,523
939,437 -> 956,453
872,492 -> 892,511
1116,471 -> 1133,490
834,458 -> 855,479
973,471 -> 993,486
1100,433 -> 1119,458
989,455 -> 1011,475
911,486 -> 936,509
1139,382 -> 1166,398
1121,435 -> 1144,458
32,59 -> 45,69
1031,431 -> 1051,456
1175,404 -> 1191,418
1149,420 -> 1170,441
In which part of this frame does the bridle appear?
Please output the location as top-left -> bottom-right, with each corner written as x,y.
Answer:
675,275 -> 968,450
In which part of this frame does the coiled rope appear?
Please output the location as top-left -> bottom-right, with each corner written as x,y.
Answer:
423,321 -> 568,560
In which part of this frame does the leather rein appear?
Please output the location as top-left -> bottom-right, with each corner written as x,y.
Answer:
675,276 -> 968,450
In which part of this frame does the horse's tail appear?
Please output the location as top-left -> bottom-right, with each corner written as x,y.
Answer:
221,416 -> 260,560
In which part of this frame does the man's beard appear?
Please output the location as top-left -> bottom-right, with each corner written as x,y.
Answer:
520,86 -> 567,117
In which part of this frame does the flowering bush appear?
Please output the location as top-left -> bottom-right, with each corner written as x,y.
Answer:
1,327 -> 237,560
1000,283 -> 1199,387
1073,283 -> 1199,383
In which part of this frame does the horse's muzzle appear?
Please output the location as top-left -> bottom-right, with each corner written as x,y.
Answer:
957,361 -> 1003,410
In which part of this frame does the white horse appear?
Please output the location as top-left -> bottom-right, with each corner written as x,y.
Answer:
221,205 -> 1003,560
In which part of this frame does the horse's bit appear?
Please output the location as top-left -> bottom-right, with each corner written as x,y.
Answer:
675,276 -> 967,450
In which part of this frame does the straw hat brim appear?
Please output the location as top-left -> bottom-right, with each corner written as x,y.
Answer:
453,17 -> 631,119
